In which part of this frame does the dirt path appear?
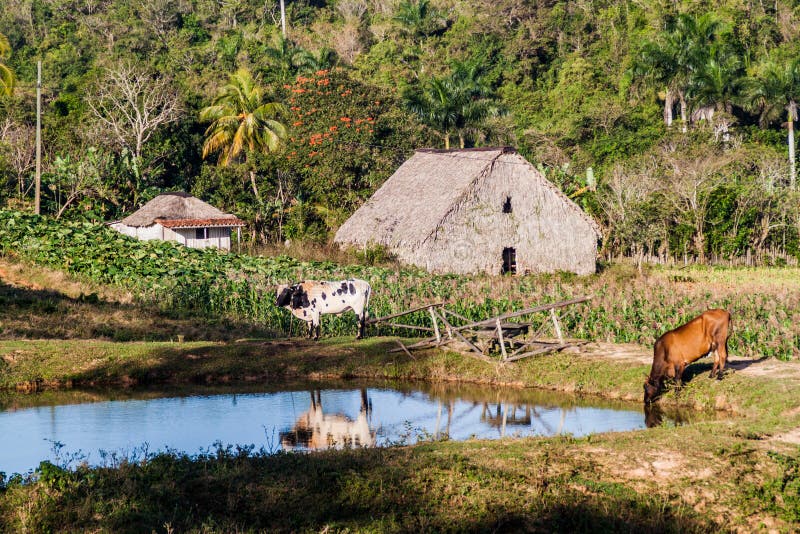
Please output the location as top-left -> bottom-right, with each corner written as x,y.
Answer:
582,340 -> 800,379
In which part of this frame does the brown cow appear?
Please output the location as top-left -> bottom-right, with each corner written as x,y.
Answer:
643,309 -> 732,404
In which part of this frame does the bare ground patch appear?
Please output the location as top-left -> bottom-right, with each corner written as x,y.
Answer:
580,341 -> 799,380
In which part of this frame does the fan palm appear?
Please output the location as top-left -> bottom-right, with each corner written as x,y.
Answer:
200,68 -> 287,202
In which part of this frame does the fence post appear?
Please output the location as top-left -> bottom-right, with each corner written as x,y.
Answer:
429,307 -> 441,343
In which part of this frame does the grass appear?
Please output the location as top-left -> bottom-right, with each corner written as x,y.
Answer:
3,256 -> 800,531
2,416 -> 798,532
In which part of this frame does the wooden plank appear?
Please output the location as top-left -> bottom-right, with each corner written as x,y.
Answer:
550,308 -> 564,344
452,296 -> 592,331
432,309 -> 453,339
429,307 -> 441,343
440,307 -> 471,324
367,303 -> 444,325
504,344 -> 572,362
395,340 -> 415,360
476,324 -> 529,339
448,324 -> 494,363
386,335 -> 439,353
496,318 -> 508,360
382,323 -> 435,333
509,340 -> 554,357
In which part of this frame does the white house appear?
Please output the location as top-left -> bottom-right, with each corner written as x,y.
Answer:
110,192 -> 245,250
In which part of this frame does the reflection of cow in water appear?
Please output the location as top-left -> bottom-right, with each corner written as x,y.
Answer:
280,389 -> 376,451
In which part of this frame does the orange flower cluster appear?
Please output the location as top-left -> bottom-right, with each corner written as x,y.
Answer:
282,70 -> 382,166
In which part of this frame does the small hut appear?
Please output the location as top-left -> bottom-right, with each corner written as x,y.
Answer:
110,192 -> 245,250
334,147 -> 600,275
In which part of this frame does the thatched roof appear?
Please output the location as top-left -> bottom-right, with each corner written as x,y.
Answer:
334,147 -> 600,248
119,192 -> 245,228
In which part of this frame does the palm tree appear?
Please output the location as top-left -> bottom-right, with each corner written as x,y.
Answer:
403,75 -> 459,148
686,42 -> 745,138
200,68 -> 287,202
403,60 -> 500,149
744,57 -> 800,189
633,13 -> 727,132
393,0 -> 443,42
448,59 -> 502,147
0,32 -> 15,96
689,44 -> 744,116
297,47 -> 338,73
262,35 -> 306,83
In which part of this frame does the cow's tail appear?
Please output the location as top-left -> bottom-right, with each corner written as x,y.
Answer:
728,310 -> 733,338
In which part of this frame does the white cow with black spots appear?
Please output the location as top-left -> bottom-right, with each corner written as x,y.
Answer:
276,279 -> 371,339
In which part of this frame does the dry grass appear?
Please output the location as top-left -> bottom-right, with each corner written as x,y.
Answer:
0,258 -> 272,342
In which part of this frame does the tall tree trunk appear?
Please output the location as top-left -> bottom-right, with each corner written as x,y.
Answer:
249,169 -> 262,203
664,89 -> 674,127
459,134 -> 465,149
788,100 -> 797,189
693,228 -> 705,264
679,90 -> 688,133
444,135 -> 450,149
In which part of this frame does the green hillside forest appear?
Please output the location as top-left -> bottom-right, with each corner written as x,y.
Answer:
3,1 -> 800,260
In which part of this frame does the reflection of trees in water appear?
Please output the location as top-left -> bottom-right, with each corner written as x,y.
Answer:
480,398 -> 568,437
280,389 -> 376,451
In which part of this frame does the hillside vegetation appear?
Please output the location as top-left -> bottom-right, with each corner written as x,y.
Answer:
2,1 -> 800,260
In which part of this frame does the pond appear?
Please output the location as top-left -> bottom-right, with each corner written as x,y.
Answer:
0,380 -> 697,475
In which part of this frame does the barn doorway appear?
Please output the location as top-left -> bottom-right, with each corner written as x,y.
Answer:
501,247 -> 516,275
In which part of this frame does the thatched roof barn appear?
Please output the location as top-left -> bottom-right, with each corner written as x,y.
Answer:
110,192 -> 245,250
334,147 -> 601,275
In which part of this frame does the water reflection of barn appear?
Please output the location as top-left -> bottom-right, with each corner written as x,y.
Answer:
280,390 -> 376,451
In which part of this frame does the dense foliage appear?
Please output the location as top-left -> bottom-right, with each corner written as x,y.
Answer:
2,1 -> 800,258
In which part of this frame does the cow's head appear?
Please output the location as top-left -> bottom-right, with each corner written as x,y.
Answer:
276,283 -> 311,309
276,284 -> 293,307
643,376 -> 660,404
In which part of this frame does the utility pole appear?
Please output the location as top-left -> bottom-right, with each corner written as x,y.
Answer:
280,0 -> 286,37
34,60 -> 41,215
